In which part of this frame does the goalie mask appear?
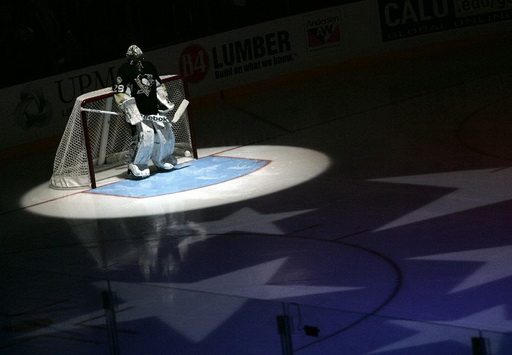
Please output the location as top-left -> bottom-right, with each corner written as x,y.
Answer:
126,45 -> 144,71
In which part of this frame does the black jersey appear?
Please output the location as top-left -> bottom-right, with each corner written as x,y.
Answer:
114,61 -> 162,115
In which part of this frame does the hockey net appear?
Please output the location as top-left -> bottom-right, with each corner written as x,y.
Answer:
50,75 -> 197,189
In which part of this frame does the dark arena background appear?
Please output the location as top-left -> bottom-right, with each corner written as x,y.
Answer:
1,1 -> 512,354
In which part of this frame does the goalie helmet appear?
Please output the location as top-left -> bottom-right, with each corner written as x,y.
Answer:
126,45 -> 144,70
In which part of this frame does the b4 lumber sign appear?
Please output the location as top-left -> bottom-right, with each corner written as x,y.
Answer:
378,0 -> 512,41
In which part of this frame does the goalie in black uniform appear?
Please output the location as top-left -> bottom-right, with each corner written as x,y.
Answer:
114,45 -> 177,179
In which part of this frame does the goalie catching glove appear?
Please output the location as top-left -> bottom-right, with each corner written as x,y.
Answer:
156,84 -> 174,113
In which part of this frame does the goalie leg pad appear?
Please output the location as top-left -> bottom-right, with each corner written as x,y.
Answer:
132,121 -> 155,168
128,163 -> 150,179
151,122 -> 176,170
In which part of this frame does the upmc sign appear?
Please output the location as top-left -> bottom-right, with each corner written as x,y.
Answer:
379,0 -> 512,41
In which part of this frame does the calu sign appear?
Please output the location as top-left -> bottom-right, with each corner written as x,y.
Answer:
379,0 -> 512,41
379,0 -> 453,40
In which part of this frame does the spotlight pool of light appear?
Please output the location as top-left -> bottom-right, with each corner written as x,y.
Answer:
22,145 -> 331,219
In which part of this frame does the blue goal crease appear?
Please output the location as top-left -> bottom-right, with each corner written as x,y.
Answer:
86,156 -> 270,198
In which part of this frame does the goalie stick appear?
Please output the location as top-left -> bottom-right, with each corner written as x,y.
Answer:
171,99 -> 189,123
81,107 -> 122,116
81,99 -> 189,124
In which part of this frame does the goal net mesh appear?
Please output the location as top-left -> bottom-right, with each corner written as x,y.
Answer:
50,75 -> 194,189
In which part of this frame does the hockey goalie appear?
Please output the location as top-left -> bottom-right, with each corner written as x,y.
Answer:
114,45 -> 177,179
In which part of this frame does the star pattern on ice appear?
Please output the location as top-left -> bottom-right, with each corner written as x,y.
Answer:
157,257 -> 359,300
370,168 -> 512,230
439,305 -> 512,333
409,245 -> 512,293
170,207 -> 315,256
369,318 -> 473,353
194,206 -> 315,235
370,306 -> 512,353
14,258 -> 357,344
145,257 -> 359,341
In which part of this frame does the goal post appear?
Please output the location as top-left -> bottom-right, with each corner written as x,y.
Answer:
50,74 -> 197,189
